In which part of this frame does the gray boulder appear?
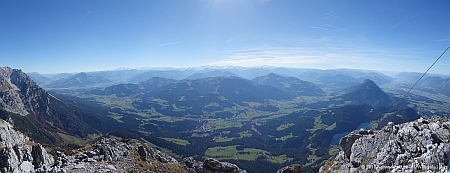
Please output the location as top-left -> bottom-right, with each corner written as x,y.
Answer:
183,157 -> 247,173
0,119 -> 53,172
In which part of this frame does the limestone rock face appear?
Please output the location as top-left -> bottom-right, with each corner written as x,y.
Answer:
320,117 -> 450,172
0,67 -> 49,116
0,119 -> 53,173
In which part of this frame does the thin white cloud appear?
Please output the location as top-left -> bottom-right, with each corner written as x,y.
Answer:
83,11 -> 90,19
410,13 -> 420,19
387,14 -> 419,31
209,47 -> 360,67
309,26 -> 328,31
325,13 -> 342,20
206,43 -> 429,72
158,42 -> 180,47
211,56 -> 328,67
326,24 -> 336,28
226,36 -> 239,43
387,21 -> 403,31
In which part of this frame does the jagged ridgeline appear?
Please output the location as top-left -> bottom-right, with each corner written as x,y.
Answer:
0,67 -> 134,145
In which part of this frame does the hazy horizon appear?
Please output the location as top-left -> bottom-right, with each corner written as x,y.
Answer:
2,1 -> 449,74
13,65 -> 449,78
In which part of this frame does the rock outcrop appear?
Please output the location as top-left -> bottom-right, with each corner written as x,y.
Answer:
320,117 -> 450,172
50,138 -> 247,173
48,138 -> 184,172
0,67 -> 49,116
276,164 -> 302,173
0,118 -> 246,173
0,119 -> 53,172
182,157 -> 247,173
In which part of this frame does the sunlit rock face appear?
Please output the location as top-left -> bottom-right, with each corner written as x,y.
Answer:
0,119 -> 53,172
320,117 -> 450,172
0,67 -> 50,116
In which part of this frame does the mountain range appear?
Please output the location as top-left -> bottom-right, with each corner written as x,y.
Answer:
2,66 -> 449,172
184,70 -> 239,80
0,67 -> 129,145
90,77 -> 177,96
298,69 -> 395,89
134,76 -> 295,117
46,72 -> 113,88
251,73 -> 326,96
27,66 -> 401,90
420,76 -> 450,96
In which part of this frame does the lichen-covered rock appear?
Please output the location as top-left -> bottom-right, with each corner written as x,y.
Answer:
320,117 -> 450,172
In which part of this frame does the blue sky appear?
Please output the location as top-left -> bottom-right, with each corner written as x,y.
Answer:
1,0 -> 449,74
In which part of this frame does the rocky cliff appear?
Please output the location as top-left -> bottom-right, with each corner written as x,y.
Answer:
0,67 -> 135,145
0,118 -> 246,173
320,117 -> 450,172
0,118 -> 52,172
0,67 -> 49,116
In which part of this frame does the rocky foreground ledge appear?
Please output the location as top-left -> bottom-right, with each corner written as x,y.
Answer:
0,119 -> 246,173
320,117 -> 450,173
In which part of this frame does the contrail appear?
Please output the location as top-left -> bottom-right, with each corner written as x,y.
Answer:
435,38 -> 450,42
309,26 -> 328,31
158,42 -> 180,46
83,11 -> 90,19
387,21 -> 403,31
325,13 -> 342,20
